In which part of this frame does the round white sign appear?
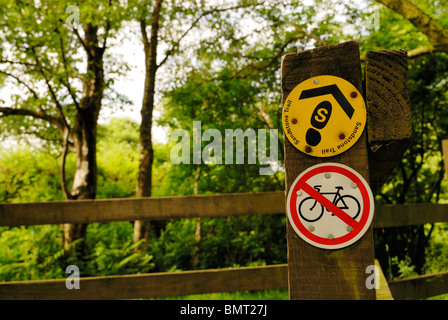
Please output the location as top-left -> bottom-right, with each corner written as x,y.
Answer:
286,163 -> 374,250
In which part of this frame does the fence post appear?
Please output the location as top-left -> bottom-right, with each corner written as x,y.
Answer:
365,49 -> 412,195
281,42 -> 411,300
443,139 -> 448,191
281,41 -> 375,300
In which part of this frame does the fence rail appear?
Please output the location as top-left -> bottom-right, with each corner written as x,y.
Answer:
0,262 -> 446,300
389,270 -> 448,300
1,192 -> 448,227
0,192 -> 285,226
0,192 -> 447,300
0,265 -> 288,300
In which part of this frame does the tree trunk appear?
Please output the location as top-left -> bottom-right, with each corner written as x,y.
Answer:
62,110 -> 98,250
191,165 -> 201,269
62,22 -> 104,253
134,0 -> 163,246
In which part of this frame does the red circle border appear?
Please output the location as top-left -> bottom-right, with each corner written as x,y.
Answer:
288,165 -> 372,247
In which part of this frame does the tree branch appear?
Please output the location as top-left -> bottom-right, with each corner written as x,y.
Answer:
425,159 -> 445,203
0,106 -> 65,132
0,59 -> 38,68
274,20 -> 329,47
157,11 -> 202,68
254,102 -> 274,129
61,126 -> 75,200
31,47 -> 70,129
0,69 -> 50,116
100,0 -> 113,53
376,0 -> 448,55
192,32 -> 301,86
140,19 -> 149,55
407,46 -> 436,58
157,2 -> 269,69
0,70 -> 40,100
72,26 -> 95,61
56,27 -> 81,110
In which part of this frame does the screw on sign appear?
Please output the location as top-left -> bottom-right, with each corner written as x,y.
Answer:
282,75 -> 366,157
286,163 -> 374,250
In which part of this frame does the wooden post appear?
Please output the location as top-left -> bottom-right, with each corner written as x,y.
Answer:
281,41 -> 375,300
365,49 -> 412,194
442,139 -> 448,191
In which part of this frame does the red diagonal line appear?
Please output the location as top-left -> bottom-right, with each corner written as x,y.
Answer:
299,182 -> 360,229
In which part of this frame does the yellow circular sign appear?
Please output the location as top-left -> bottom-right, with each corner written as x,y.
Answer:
282,75 -> 366,157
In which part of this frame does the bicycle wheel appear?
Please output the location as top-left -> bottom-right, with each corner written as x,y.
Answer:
298,197 -> 324,222
335,195 -> 361,220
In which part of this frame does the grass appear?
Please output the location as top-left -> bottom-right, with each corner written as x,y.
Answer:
154,288 -> 448,300
152,288 -> 289,300
426,293 -> 448,300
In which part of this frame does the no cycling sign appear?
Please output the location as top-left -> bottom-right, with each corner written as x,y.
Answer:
286,163 -> 374,250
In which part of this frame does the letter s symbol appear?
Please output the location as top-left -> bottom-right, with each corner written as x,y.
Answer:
314,108 -> 328,122
310,100 -> 332,129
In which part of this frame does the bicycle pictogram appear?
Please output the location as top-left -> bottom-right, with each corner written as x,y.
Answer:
298,185 -> 360,223
287,163 -> 375,249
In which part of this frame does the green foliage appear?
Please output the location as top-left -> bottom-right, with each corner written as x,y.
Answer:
0,222 -> 154,281
195,215 -> 287,269
151,215 -> 286,272
359,2 -> 428,55
0,146 -> 65,203
424,223 -> 448,274
81,222 -> 154,276
0,118 -> 153,280
151,219 -> 198,271
0,118 -> 141,203
0,116 -> 287,278
392,256 -> 418,279
0,0 -> 132,146
155,288 -> 288,300
353,0 -> 448,279
96,118 -> 139,199
0,225 -> 66,281
373,52 -> 448,279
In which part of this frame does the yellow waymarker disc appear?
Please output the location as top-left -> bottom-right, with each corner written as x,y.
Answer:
282,75 -> 366,157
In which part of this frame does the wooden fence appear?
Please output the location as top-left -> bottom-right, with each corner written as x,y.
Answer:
0,191 -> 447,300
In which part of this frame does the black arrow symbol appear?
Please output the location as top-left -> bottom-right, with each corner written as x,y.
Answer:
299,84 -> 355,119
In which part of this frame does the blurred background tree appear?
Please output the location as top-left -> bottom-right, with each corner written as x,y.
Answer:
0,0 -> 131,254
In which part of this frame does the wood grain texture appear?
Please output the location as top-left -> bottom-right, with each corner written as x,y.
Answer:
374,203 -> 448,228
0,191 -> 285,226
2,263 -> 447,300
281,41 -> 375,300
2,262 -> 445,300
365,49 -> 412,194
2,191 -> 448,227
0,264 -> 288,300
375,259 -> 394,300
388,270 -> 448,300
443,139 -> 448,192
